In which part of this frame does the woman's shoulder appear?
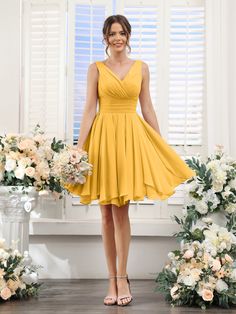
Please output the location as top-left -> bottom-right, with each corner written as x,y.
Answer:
138,59 -> 148,67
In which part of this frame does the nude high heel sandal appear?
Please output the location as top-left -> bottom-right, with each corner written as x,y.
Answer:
116,274 -> 133,306
103,275 -> 117,306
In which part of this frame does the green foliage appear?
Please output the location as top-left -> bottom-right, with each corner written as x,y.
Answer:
51,137 -> 65,153
185,156 -> 213,191
155,269 -> 176,300
226,212 -> 236,235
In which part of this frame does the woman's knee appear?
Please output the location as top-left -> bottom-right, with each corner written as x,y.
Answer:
100,204 -> 113,225
112,203 -> 130,226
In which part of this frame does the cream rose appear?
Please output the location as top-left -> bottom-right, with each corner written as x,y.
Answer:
183,249 -> 194,259
211,259 -> 221,271
202,289 -> 213,301
0,286 -> 12,300
25,166 -> 35,177
18,139 -> 35,151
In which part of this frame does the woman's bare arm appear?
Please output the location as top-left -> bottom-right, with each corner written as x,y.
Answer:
76,63 -> 98,149
139,62 -> 162,136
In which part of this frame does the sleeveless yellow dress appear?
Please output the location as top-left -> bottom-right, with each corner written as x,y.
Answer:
65,59 -> 196,207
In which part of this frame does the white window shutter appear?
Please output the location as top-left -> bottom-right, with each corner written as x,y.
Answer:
22,0 -> 66,139
166,0 -> 205,207
168,2 -> 205,147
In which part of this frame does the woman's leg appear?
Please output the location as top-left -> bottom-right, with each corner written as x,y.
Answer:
100,204 -> 117,303
112,201 -> 132,305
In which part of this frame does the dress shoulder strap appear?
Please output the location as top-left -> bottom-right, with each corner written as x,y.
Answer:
95,61 -> 102,69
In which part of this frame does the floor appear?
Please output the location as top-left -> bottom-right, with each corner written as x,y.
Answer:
1,279 -> 236,314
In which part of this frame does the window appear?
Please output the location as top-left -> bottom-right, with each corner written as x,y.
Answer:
72,3 -> 107,144
22,0 -> 206,223
168,4 -> 205,147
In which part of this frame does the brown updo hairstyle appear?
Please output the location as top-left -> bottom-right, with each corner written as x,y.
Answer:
102,15 -> 131,56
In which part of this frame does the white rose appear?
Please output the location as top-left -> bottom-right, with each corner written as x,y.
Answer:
196,201 -> 208,214
215,279 -> 228,293
202,217 -> 213,224
183,275 -> 196,287
5,159 -> 16,172
14,166 -> 25,180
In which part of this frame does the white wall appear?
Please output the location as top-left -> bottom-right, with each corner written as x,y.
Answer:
0,0 -> 20,134
228,0 -> 236,158
29,235 -> 179,279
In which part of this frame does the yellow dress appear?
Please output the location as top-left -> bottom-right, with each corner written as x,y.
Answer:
65,59 -> 196,207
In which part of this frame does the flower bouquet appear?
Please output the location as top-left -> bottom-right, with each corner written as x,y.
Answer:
50,146 -> 93,187
156,219 -> 236,309
0,239 -> 42,302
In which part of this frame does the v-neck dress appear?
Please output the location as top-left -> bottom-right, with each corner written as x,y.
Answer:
64,59 -> 196,207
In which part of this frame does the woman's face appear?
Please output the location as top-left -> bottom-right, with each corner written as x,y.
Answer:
105,22 -> 129,53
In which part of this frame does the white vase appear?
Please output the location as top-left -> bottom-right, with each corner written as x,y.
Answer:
0,186 -> 38,253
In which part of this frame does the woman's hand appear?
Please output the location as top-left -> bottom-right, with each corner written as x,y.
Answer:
72,144 -> 83,152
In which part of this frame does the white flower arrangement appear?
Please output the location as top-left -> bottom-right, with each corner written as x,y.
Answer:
0,125 -> 93,198
182,145 -> 236,229
156,220 -> 236,309
156,146 -> 236,309
0,239 -> 42,302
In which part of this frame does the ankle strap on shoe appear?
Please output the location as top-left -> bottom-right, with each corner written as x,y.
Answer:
109,275 -> 117,279
116,275 -> 128,279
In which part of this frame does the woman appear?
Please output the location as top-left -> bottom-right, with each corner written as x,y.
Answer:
65,15 -> 195,306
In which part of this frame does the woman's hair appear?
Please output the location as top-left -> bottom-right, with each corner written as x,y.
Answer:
102,15 -> 131,56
